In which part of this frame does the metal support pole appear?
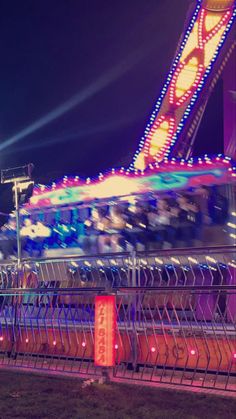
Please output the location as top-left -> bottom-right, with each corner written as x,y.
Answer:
11,181 -> 21,359
14,181 -> 21,269
131,251 -> 136,287
131,251 -> 138,370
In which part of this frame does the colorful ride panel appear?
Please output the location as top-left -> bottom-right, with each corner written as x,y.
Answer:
28,157 -> 235,209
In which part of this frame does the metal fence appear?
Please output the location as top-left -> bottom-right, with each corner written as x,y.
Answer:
1,245 -> 235,289
0,246 -> 235,391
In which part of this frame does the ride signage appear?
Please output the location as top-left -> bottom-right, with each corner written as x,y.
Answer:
94,295 -> 116,367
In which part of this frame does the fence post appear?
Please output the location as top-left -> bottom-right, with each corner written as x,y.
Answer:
131,251 -> 136,287
11,262 -> 23,359
130,251 -> 138,370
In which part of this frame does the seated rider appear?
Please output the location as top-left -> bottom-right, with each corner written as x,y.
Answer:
107,205 -> 127,252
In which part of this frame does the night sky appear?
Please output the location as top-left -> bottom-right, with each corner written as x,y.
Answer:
0,0 -> 223,187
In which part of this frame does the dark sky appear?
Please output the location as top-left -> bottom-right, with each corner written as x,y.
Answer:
0,0 -> 223,186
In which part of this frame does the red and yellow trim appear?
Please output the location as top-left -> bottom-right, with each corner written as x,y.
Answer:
133,0 -> 236,171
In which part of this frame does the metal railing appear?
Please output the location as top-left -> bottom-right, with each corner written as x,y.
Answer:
0,245 -> 235,391
1,245 -> 235,289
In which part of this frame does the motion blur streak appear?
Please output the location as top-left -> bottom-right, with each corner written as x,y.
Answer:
0,47 -> 147,152
1,114 -> 139,155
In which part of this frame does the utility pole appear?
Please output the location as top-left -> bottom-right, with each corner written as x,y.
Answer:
1,164 -> 34,267
1,164 -> 34,358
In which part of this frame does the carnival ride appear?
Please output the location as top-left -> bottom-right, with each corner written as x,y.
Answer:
18,0 -> 235,252
0,0 -> 236,391
132,0 -> 236,169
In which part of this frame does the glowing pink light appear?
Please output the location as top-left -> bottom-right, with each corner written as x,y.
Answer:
233,353 -> 236,360
114,344 -> 118,350
0,336 -> 3,342
25,338 -> 29,343
151,347 -> 156,353
53,340 -> 56,346
190,349 -> 196,356
95,296 -> 116,367
82,341 -> 86,347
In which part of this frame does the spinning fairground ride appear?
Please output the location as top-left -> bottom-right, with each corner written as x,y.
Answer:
0,0 -> 236,391
17,0 -> 235,251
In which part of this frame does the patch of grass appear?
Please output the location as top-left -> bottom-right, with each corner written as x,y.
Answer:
0,370 -> 235,419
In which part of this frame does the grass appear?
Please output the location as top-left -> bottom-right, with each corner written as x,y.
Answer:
0,370 -> 235,419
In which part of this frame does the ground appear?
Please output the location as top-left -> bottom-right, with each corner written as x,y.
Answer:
0,370 -> 235,419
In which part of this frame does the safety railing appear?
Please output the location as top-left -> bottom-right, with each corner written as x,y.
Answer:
113,286 -> 236,391
0,245 -> 235,290
0,245 -> 235,391
0,285 -> 235,390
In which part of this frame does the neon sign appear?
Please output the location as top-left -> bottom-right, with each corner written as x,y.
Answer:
94,296 -> 116,367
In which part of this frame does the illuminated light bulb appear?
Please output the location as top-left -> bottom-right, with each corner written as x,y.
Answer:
0,336 -> 3,342
82,341 -> 86,348
71,261 -> 78,268
84,261 -> 91,267
126,223 -> 133,229
206,256 -> 217,263
188,257 -> 198,264
97,222 -> 104,231
115,344 -> 119,350
171,257 -> 180,265
53,340 -> 56,346
209,266 -> 217,271
139,223 -> 146,229
155,258 -> 163,265
25,338 -> 29,343
233,353 -> 236,360
151,347 -> 156,353
190,349 -> 196,356
227,223 -> 236,229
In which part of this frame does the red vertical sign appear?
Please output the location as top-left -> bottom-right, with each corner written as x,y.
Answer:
94,295 -> 116,367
